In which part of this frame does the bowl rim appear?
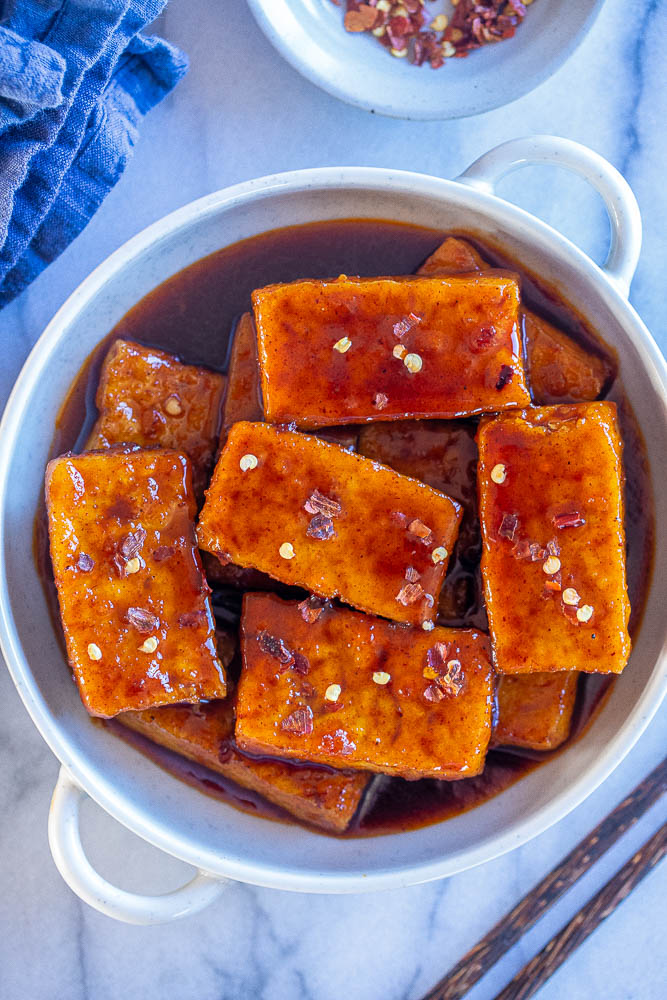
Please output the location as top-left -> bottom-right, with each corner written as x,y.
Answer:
1,164 -> 666,893
245,0 -> 607,120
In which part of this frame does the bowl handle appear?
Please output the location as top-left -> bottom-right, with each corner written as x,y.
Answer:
456,136 -> 642,298
48,766 -> 230,924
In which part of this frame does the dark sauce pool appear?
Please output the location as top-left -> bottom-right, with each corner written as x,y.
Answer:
36,219 -> 655,837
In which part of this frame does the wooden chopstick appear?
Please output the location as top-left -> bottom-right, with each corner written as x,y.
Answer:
493,821 -> 667,1000
422,757 -> 667,1000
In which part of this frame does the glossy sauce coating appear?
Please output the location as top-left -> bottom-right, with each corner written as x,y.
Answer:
121,696 -> 370,833
357,419 -> 484,628
45,449 -> 226,716
478,403 -> 631,674
494,672 -> 579,751
253,273 -> 529,425
237,594 -> 494,780
198,422 -> 462,627
418,237 -> 613,404
86,339 -> 226,498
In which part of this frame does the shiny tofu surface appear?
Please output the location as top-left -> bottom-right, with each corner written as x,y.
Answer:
357,420 -> 482,626
221,313 -> 263,435
523,312 -> 612,404
478,403 -> 631,674
253,274 -> 528,426
198,422 -> 462,627
236,594 -> 493,780
121,698 -> 369,833
45,449 -> 227,717
418,237 -> 612,405
494,672 -> 579,751
86,339 -> 225,497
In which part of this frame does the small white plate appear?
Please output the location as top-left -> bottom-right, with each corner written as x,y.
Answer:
247,0 -> 605,120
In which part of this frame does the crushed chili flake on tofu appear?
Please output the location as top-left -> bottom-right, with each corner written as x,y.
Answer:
253,273 -> 528,426
45,449 -> 227,717
236,594 -> 493,780
86,339 -> 226,499
477,403 -> 631,674
197,422 -> 462,627
120,690 -> 370,833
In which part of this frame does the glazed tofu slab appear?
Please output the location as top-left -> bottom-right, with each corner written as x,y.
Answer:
45,449 -> 227,717
357,419 -> 482,625
236,594 -> 493,780
121,699 -> 370,833
86,339 -> 226,497
197,422 -> 463,627
418,237 -> 613,404
253,273 -> 529,426
494,672 -> 579,751
478,402 -> 631,674
220,313 -> 263,435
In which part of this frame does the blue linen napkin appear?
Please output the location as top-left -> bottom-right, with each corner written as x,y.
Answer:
0,0 -> 188,306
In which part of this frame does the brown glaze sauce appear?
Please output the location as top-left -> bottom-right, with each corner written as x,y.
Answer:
36,219 -> 655,837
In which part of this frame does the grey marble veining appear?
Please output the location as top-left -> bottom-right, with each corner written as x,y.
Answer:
0,1 -> 665,998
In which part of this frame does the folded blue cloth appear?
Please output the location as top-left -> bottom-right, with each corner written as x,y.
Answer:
0,0 -> 188,306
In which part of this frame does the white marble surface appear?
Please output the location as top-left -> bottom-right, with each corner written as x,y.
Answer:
1,0 -> 666,997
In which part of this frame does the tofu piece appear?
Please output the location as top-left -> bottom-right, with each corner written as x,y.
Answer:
221,313 -> 263,434
198,422 -> 463,627
494,672 -> 579,751
221,313 -> 359,451
253,273 -> 529,426
237,594 -> 493,779
477,402 -> 631,674
523,312 -> 612,404
121,698 -> 369,833
86,339 -> 226,498
357,420 -> 483,625
417,237 -> 612,404
419,236 -> 486,275
45,449 -> 227,717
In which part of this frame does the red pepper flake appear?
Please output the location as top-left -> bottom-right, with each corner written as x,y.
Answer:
257,630 -> 294,665
407,518 -> 433,543
393,313 -> 421,338
426,641 -> 451,671
544,576 -> 562,594
292,652 -> 310,676
546,538 -> 561,557
396,581 -> 425,606
306,513 -> 337,540
113,527 -> 147,576
343,3 -> 378,32
495,364 -> 514,390
554,511 -> 586,529
373,392 -> 389,410
304,489 -> 342,518
470,326 -> 497,353
336,1 -> 529,68
423,683 -> 445,703
298,595 -> 327,623
126,607 -> 160,633
498,513 -> 518,540
77,552 -> 94,572
281,706 -> 314,736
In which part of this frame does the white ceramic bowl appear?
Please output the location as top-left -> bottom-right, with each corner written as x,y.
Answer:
247,0 -> 604,119
1,137 -> 666,925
